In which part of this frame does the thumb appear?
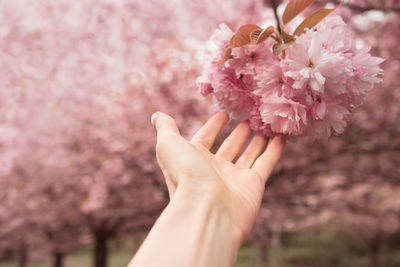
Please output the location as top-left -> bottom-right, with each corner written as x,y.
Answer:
151,112 -> 180,138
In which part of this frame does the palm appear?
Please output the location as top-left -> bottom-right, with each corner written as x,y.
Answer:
214,159 -> 266,237
153,112 -> 285,243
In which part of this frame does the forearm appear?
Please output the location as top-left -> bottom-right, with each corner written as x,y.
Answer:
128,186 -> 241,267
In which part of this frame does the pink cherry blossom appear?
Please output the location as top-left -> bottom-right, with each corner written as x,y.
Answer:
248,99 -> 274,137
260,94 -> 307,135
211,67 -> 255,119
306,102 -> 351,139
282,32 -> 352,96
351,46 -> 385,95
311,99 -> 327,121
254,60 -> 288,98
231,41 -> 275,77
197,15 -> 384,139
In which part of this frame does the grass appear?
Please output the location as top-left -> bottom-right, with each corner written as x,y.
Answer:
2,231 -> 400,267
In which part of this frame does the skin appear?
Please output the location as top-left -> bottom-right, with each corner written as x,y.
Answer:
128,112 -> 285,267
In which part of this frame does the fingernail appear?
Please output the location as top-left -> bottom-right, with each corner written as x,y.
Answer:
151,112 -> 159,126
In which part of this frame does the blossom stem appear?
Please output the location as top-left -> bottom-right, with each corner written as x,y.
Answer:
267,0 -> 282,35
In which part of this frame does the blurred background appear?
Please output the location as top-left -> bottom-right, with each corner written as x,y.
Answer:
0,0 -> 399,267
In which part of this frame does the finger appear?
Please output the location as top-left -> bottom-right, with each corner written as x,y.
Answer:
252,135 -> 286,183
190,112 -> 229,149
151,112 -> 180,138
216,121 -> 252,161
236,134 -> 268,168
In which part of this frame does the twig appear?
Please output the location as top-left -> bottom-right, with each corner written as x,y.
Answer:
332,0 -> 400,13
266,0 -> 282,35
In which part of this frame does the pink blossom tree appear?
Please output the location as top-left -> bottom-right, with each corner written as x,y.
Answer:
0,1 -> 399,267
0,0 -> 266,267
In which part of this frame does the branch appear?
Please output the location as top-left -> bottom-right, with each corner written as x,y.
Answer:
266,0 -> 282,35
331,0 -> 400,13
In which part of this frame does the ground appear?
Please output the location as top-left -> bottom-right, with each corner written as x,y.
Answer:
1,230 -> 400,267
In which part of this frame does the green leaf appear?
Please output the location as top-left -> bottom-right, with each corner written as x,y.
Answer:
282,0 -> 315,25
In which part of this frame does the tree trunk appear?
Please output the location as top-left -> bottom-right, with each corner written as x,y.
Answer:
368,238 -> 381,267
271,230 -> 282,247
52,251 -> 64,267
17,243 -> 27,267
94,229 -> 109,267
132,234 -> 142,254
259,244 -> 269,264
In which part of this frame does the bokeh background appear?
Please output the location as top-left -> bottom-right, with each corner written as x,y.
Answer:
0,0 -> 399,267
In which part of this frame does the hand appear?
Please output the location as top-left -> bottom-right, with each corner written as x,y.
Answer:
152,111 -> 285,244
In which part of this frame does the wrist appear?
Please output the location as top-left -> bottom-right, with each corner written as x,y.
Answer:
169,185 -> 242,266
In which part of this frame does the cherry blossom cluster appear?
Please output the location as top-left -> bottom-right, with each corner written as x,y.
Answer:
197,16 -> 383,139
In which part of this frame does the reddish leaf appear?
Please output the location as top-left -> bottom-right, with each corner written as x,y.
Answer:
250,29 -> 262,44
251,26 -> 275,44
229,24 -> 261,48
214,24 -> 272,64
280,27 -> 296,43
282,0 -> 315,25
212,48 -> 232,64
293,0 -> 343,36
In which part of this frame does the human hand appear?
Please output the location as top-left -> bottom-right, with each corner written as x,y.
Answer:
151,112 -> 285,245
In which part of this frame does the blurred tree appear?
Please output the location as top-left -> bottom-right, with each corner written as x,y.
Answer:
0,1 -> 399,267
0,0 -> 267,266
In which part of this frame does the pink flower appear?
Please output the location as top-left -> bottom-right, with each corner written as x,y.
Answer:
231,41 -> 274,77
282,33 -> 352,96
315,16 -> 355,54
307,102 -> 351,139
195,64 -> 217,96
208,23 -> 234,60
311,99 -> 327,120
248,99 -> 273,136
211,67 -> 255,119
351,46 -> 384,94
197,15 -> 384,139
196,24 -> 234,96
259,94 -> 307,135
196,78 -> 214,96
254,60 -> 289,98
